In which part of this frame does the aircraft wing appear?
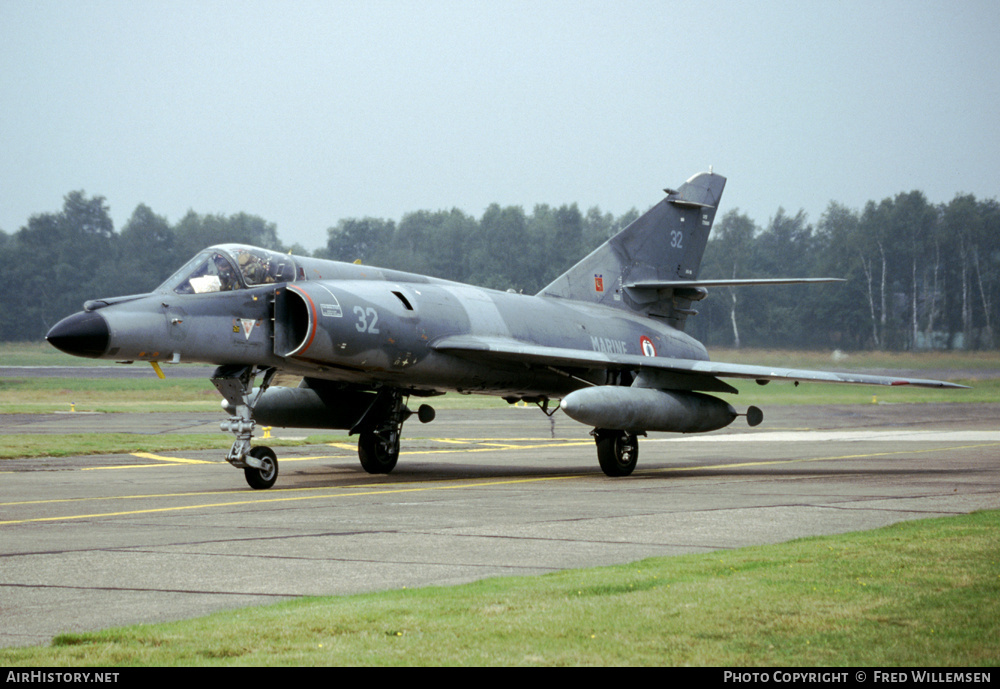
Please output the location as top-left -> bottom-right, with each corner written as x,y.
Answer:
431,336 -> 968,390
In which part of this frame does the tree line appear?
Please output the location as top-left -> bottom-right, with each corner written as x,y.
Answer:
694,193 -> 999,352
1,189 -> 997,351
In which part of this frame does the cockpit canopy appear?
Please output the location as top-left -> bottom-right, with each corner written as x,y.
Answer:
160,245 -> 299,294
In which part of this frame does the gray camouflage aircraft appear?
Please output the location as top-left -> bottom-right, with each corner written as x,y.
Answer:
47,171 -> 964,489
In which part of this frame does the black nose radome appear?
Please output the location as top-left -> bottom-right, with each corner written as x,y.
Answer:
46,311 -> 110,358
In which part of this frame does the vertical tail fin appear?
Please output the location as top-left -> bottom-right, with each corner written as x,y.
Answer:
537,171 -> 726,330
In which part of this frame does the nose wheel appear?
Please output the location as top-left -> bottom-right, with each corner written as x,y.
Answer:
244,446 -> 278,489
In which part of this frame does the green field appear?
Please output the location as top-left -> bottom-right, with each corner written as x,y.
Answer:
0,373 -> 991,415
0,433 -> 355,460
0,376 -> 519,414
0,372 -> 992,415
2,343 -> 995,414
2,342 -> 993,460
2,510 -> 997,666
0,341 -> 195,367
706,347 -> 1000,371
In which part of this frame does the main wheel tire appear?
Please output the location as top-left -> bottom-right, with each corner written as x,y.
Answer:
244,446 -> 278,489
595,430 -> 638,477
358,431 -> 400,474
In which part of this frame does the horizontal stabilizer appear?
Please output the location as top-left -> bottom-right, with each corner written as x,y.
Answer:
668,198 -> 715,209
626,278 -> 846,290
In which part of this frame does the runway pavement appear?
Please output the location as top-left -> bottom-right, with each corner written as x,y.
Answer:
1,403 -> 998,647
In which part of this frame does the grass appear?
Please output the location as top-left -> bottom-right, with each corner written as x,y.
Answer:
0,374 -> 990,462
0,341 -> 127,367
2,340 -> 995,413
0,377 -> 226,413
8,340 -> 1000,370
0,376 -> 514,414
731,377 -> 993,405
707,347 -> 1000,371
7,341 -> 1000,371
0,433 -> 352,460
0,373 -> 991,415
2,510 -> 997,666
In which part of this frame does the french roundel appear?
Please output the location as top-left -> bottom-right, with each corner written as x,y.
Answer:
640,336 -> 656,357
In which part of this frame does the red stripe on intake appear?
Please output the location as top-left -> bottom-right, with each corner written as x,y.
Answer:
288,284 -> 318,356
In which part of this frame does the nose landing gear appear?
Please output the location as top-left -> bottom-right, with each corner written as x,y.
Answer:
213,365 -> 279,490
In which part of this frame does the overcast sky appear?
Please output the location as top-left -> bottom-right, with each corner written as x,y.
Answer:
2,0 -> 998,252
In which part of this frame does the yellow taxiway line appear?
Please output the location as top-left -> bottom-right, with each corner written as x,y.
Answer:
2,441 -> 996,526
75,438 -> 593,470
0,475 -> 575,525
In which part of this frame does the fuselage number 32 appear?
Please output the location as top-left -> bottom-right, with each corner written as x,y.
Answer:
354,306 -> 380,334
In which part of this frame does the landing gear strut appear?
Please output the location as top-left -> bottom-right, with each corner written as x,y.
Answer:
593,428 -> 639,477
213,365 -> 279,489
353,388 -> 435,474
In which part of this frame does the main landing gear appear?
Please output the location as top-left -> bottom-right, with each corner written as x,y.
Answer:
593,429 -> 639,477
353,388 -> 435,475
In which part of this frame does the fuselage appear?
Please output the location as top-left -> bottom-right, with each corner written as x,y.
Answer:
47,244 -> 709,399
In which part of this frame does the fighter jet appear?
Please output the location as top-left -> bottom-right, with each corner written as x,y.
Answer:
46,171 -> 965,489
